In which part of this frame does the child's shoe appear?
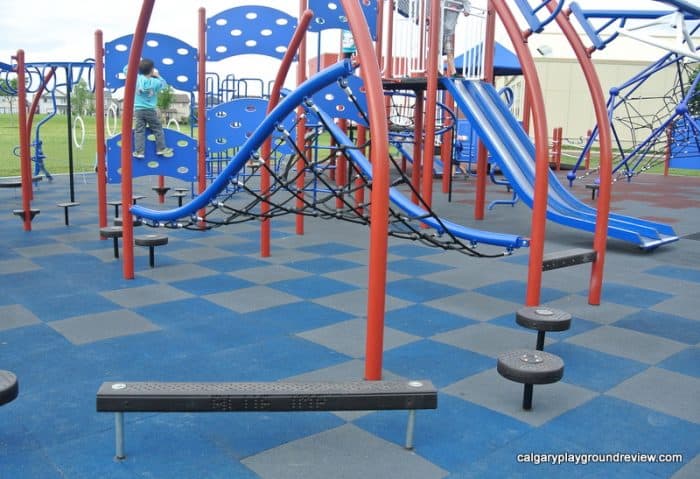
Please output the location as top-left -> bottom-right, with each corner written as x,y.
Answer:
133,152 -> 145,159
156,148 -> 173,156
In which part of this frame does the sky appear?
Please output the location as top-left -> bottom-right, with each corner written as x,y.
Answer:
0,0 -> 691,84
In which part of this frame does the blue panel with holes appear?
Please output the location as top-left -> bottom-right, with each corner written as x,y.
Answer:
206,98 -> 297,155
309,74 -> 368,126
207,6 -> 298,61
307,0 -> 378,40
106,129 -> 198,183
104,33 -> 198,92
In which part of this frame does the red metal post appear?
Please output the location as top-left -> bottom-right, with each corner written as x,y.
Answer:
261,9 -> 314,257
664,127 -> 671,176
420,0 -> 442,210
474,1 -> 496,220
121,0 -> 157,279
336,118 -> 349,209
385,0 -> 394,78
95,30 -> 108,233
584,129 -> 592,170
441,91 -> 454,193
411,93 -> 424,204
295,0 -> 309,236
15,51 -> 32,231
492,2 -> 549,307
547,2 -> 612,305
198,8 -> 207,227
355,124 -> 367,215
340,0 -> 391,381
522,86 -> 532,134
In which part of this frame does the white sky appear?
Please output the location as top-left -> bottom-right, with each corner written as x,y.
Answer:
0,0 -> 692,84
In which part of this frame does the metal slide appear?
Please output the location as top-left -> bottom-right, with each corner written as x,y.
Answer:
442,77 -> 679,249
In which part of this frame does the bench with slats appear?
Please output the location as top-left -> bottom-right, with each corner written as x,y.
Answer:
97,379 -> 437,459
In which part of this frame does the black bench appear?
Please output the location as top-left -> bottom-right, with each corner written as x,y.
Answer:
99,226 -> 123,258
585,183 -> 599,200
0,370 -> 18,406
107,196 -> 147,218
0,175 -> 43,189
497,350 -> 564,411
134,234 -> 168,268
170,192 -> 187,207
516,306 -> 572,351
12,208 -> 40,221
97,379 -> 437,460
542,248 -> 597,271
56,202 -> 80,226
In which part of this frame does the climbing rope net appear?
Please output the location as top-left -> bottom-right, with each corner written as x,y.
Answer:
142,79 -> 517,258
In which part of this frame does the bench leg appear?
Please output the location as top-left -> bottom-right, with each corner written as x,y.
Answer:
148,246 -> 155,268
63,207 -> 70,226
113,238 -> 119,259
536,331 -> 546,351
522,384 -> 534,410
113,204 -> 120,218
404,409 -> 416,450
115,412 -> 126,460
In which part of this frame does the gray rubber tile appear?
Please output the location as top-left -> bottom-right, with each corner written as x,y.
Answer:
313,289 -> 413,316
651,295 -> 700,321
101,284 -> 194,308
137,263 -> 218,282
16,242 -> 79,258
607,368 -> 700,424
228,264 -> 311,284
204,285 -> 301,313
433,323 -> 552,358
422,263 -> 525,290
426,291 -> 519,321
544,294 -> 640,325
48,310 -> 160,345
0,304 -> 41,331
322,266 -> 409,288
0,258 -> 40,275
257,249 -> 321,265
164,246 -> 235,262
444,368 -> 597,427
565,326 -> 687,364
672,454 -> 700,479
298,318 -> 420,359
242,424 -> 447,479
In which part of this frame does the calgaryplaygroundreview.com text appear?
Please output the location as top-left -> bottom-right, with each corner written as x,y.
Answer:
516,452 -> 684,466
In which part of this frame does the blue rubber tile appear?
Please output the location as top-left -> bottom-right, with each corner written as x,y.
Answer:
546,342 -> 647,392
385,304 -> 477,337
297,241 -> 363,255
614,310 -> 700,345
383,339 -> 493,388
475,280 -> 569,304
134,297 -> 238,327
170,274 -> 255,296
23,291 -> 120,322
578,282 -> 672,309
644,265 -> 700,284
286,257 -> 361,274
267,275 -> 358,299
658,348 -> 700,378
386,278 -> 462,303
237,229 -> 292,241
355,394 -> 530,471
388,244 -> 442,257
488,312 -> 600,340
199,254 -> 269,272
387,258 -> 456,276
231,241 -> 268,255
454,429 -> 662,479
539,396 -> 700,477
239,302 -> 354,334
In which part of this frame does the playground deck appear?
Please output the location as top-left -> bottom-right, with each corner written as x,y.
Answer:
1,173 -> 699,478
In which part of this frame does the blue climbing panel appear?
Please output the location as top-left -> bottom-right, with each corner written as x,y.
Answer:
206,98 -> 297,155
307,0 -> 379,40
670,116 -> 700,169
106,129 -> 198,183
308,74 -> 369,127
207,6 -> 298,61
105,33 -> 198,92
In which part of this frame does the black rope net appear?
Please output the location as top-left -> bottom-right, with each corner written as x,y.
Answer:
144,80 -> 512,258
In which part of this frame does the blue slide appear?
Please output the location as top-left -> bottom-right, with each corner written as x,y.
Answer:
442,78 -> 679,250
391,140 -> 445,176
132,61 -> 528,251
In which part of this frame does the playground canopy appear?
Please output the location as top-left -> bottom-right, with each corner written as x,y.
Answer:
455,42 -> 522,76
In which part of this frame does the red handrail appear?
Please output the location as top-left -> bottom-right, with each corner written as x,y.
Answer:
95,30 -> 108,232
198,8 -> 207,227
15,50 -> 32,231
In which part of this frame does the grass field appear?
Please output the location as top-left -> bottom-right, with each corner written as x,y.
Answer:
1,113 -> 698,178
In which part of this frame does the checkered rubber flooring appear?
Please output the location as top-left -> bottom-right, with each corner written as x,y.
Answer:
1,173 -> 699,478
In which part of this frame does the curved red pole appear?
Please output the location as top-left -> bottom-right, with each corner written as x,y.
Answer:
421,0 -> 442,210
339,0 -> 391,381
15,51 -> 32,231
547,2 -> 612,305
492,2 -> 549,307
198,8 -> 207,227
95,30 -> 108,233
27,68 -> 55,132
121,0 -> 157,279
260,9 -> 314,258
441,92 -> 454,194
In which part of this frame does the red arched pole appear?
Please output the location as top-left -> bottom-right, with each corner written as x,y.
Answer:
198,8 -> 207,227
15,50 -> 32,231
295,0 -> 309,236
492,2 -> 549,307
474,1 -> 496,220
522,86 -> 532,134
260,9 -> 314,258
411,93 -> 424,204
95,30 -> 108,233
441,91 -> 454,194
340,0 -> 391,381
547,1 -> 612,305
121,0 -> 157,279
375,0 -> 385,67
27,67 -> 55,132
420,0 -> 442,210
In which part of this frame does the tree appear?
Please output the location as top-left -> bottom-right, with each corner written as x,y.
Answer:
157,85 -> 174,116
0,78 -> 18,96
72,79 -> 95,116
688,66 -> 700,118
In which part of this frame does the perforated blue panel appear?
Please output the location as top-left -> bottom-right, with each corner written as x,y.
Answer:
106,129 -> 198,183
207,7 -> 298,61
206,98 -> 297,154
307,0 -> 378,40
309,74 -> 368,126
105,33 -> 198,92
